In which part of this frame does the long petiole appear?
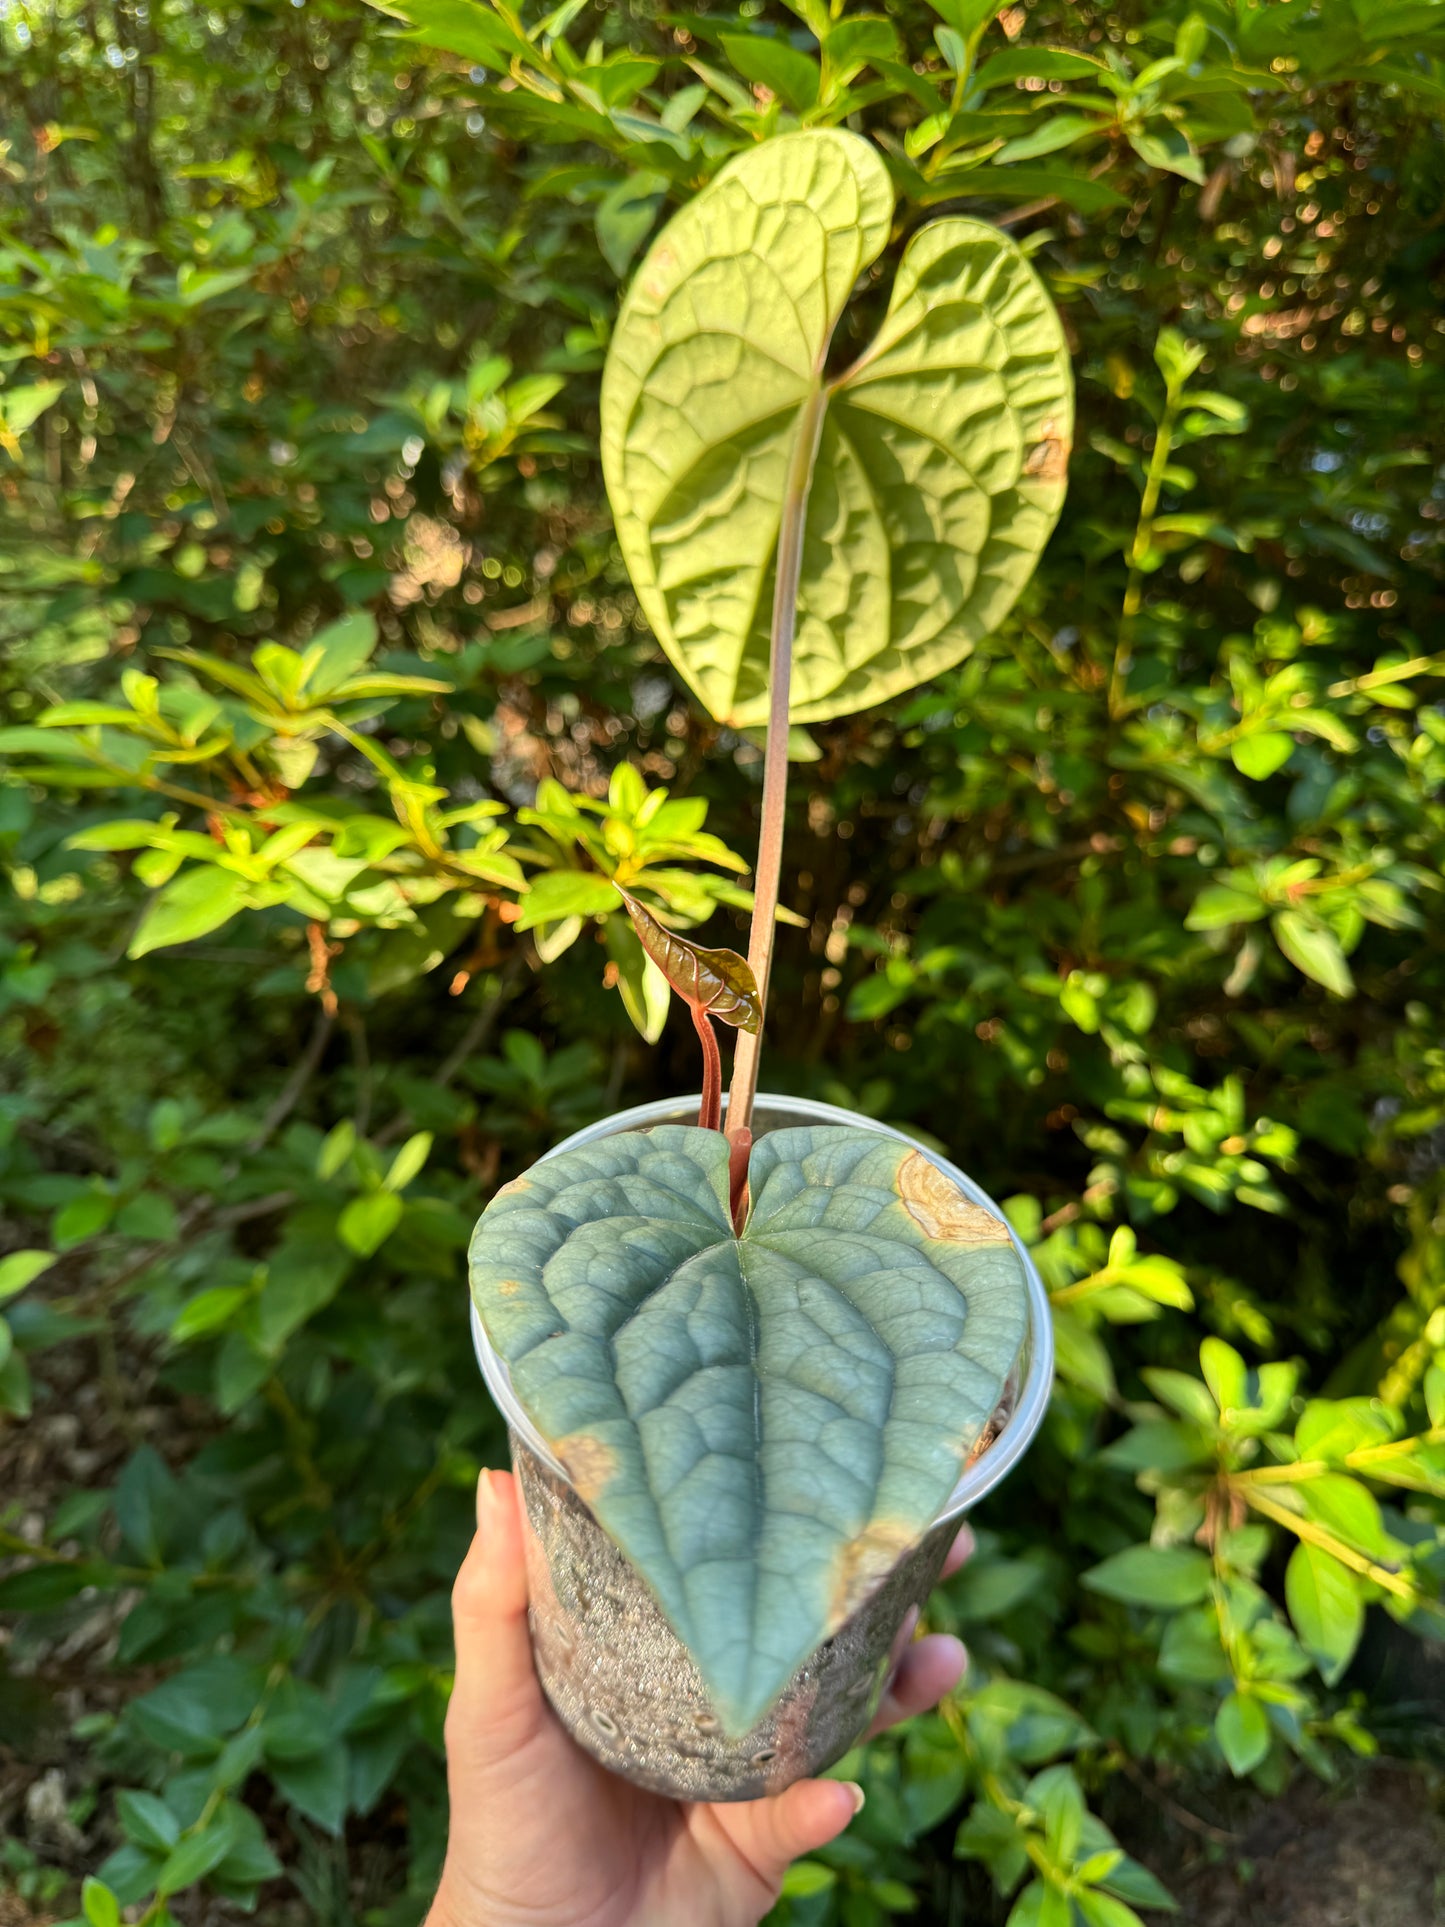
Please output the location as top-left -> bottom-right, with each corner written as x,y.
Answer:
726,382 -> 828,1149
692,1000 -> 722,1133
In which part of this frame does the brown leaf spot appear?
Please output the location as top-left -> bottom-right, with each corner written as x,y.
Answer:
495,1279 -> 524,1298
555,1434 -> 618,1505
829,1520 -> 917,1626
496,1176 -> 531,1198
643,244 -> 676,300
1024,417 -> 1069,484
897,1151 -> 1012,1244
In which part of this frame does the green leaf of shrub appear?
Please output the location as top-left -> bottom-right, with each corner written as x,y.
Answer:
1285,1542 -> 1364,1684
1214,1690 -> 1270,1775
338,1190 -> 404,1257
1231,732 -> 1294,780
129,867 -> 250,958
470,1123 -> 1028,1731
719,32 -> 820,110
0,1249 -> 55,1301
601,128 -> 1072,727
117,1789 -> 181,1853
1271,910 -> 1353,997
81,1878 -> 122,1927
1006,1879 -> 1072,1927
1082,1544 -> 1213,1610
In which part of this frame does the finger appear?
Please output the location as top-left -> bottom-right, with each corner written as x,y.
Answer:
709,1777 -> 865,1892
941,1522 -> 976,1580
867,1633 -> 967,1737
445,1469 -> 545,1765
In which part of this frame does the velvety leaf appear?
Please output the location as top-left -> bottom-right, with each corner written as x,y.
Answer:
601,129 -> 1072,727
470,1123 -> 1028,1731
622,893 -> 760,1030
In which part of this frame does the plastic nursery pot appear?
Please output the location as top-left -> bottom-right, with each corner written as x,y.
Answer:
469,1094 -> 1054,1802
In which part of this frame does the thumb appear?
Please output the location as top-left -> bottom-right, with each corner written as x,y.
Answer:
711,1778 -> 865,1893
444,1468 -> 545,1771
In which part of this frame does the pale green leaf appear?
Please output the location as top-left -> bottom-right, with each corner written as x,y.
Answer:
82,1878 -> 122,1927
601,129 -> 1072,727
0,1250 -> 56,1303
1214,1690 -> 1270,1775
1,380 -> 66,436
1272,910 -> 1354,997
129,868 -> 250,957
384,1131 -> 433,1192
1231,732 -> 1294,780
338,1190 -> 404,1256
1285,1542 -> 1365,1685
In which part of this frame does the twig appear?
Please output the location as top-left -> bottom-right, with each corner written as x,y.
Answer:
375,954 -> 524,1146
248,1009 -> 334,1152
1111,1750 -> 1238,1846
346,1010 -> 373,1135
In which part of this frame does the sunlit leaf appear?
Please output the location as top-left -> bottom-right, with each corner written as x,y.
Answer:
601,129 -> 1072,726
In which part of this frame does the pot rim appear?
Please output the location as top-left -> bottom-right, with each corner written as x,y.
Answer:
469,1092 -> 1054,1527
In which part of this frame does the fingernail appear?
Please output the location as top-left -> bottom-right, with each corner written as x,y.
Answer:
845,1782 -> 866,1815
953,1522 -> 976,1562
476,1468 -> 497,1527
901,1606 -> 920,1645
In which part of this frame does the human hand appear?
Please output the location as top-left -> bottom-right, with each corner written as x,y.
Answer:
426,1468 -> 973,1927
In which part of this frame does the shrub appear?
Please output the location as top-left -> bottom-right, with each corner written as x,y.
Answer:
2,2 -> 1444,1923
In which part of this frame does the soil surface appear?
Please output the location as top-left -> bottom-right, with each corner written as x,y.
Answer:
1154,1764 -> 1445,1927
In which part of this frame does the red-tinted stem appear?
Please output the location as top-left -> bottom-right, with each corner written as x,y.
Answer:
727,1126 -> 752,1235
691,1001 -> 722,1134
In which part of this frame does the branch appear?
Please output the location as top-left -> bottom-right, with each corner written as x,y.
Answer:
248,1007 -> 334,1151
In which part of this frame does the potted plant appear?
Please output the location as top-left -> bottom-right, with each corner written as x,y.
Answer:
468,127 -> 1072,1799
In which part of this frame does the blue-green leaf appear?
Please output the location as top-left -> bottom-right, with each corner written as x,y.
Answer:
470,1124 -> 1028,1731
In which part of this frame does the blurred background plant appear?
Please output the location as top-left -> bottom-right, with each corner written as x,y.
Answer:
3,0 -> 1445,1923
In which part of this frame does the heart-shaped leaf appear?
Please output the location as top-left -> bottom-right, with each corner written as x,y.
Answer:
470,1123 -> 1028,1732
600,128 -> 1072,728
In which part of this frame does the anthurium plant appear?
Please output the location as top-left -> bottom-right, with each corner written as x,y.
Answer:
467,127 -> 1073,1732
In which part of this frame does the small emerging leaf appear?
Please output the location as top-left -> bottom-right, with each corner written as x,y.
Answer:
622,894 -> 760,1032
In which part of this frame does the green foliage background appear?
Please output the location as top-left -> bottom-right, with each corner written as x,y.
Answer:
2,0 -> 1445,1922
